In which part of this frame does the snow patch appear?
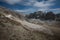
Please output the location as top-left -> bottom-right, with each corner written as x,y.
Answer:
5,14 -> 12,18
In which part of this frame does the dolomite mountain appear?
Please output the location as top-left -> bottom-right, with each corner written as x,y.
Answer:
0,6 -> 60,40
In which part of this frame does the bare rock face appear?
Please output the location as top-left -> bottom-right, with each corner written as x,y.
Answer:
0,7 -> 60,40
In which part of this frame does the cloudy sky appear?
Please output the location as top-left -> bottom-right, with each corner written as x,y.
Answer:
0,0 -> 60,14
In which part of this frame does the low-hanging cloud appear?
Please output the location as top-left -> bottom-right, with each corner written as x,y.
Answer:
15,8 -> 37,13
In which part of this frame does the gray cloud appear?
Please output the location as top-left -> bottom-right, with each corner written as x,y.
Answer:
3,0 -> 22,4
1,0 -> 59,13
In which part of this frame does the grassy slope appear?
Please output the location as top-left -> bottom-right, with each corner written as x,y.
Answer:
0,13 -> 59,40
0,6 -> 60,40
26,19 -> 60,40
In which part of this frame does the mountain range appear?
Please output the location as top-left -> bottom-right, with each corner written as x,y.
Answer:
0,6 -> 60,40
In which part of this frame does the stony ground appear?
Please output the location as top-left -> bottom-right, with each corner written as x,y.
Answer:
0,13 -> 60,40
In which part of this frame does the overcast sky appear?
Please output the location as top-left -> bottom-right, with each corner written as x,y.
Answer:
0,0 -> 60,14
